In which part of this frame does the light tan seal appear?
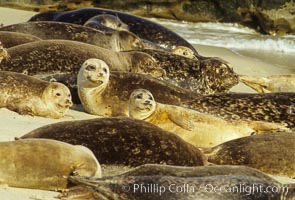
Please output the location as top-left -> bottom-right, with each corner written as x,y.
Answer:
170,46 -> 196,59
0,42 -> 9,63
0,71 -> 72,119
240,74 -> 295,93
128,89 -> 289,148
0,138 -> 101,190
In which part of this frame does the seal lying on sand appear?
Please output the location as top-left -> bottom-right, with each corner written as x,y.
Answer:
20,117 -> 206,167
0,71 -> 72,118
77,58 -> 195,115
0,139 -> 101,191
0,40 -> 164,78
182,92 -> 295,128
0,21 -> 143,51
28,8 -> 198,55
240,74 -> 295,93
128,89 -> 289,148
137,49 -> 239,93
84,14 -> 129,33
204,132 -> 295,178
59,174 -> 293,200
0,31 -> 42,48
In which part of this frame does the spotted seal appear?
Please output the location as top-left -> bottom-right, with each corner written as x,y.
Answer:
28,8 -> 198,55
170,46 -> 196,59
240,74 -> 295,93
0,31 -> 42,48
204,132 -> 295,178
0,71 -> 72,119
0,42 -> 9,63
20,117 -> 206,167
0,21 -> 143,51
0,138 -> 101,190
128,89 -> 289,148
77,58 -> 195,115
182,92 -> 295,128
0,40 -> 165,78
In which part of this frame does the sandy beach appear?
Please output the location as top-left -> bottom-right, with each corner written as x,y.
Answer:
0,6 -> 294,200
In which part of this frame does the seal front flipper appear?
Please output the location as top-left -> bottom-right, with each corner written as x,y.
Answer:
168,112 -> 194,131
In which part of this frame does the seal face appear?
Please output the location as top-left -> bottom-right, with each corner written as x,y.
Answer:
205,132 -> 295,178
0,71 -> 72,118
0,42 -> 9,63
170,46 -> 196,59
128,89 -> 289,148
240,74 -> 295,93
0,139 -> 101,190
20,117 -> 206,167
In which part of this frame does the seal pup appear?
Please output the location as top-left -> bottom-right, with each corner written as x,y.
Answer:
0,71 -> 72,119
77,58 -> 195,115
136,49 -> 239,93
0,31 -> 42,48
20,117 -> 206,167
0,139 -> 101,191
240,74 -> 295,93
182,92 -> 295,128
0,21 -> 143,51
28,8 -> 198,55
60,174 -> 292,200
204,132 -> 295,178
0,42 -> 9,63
0,40 -> 165,78
128,89 -> 289,148
84,14 -> 129,33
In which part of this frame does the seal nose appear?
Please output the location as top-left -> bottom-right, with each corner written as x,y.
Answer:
143,100 -> 151,106
66,99 -> 73,107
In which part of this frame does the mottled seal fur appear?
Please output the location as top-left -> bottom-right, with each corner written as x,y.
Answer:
0,21 -> 143,51
0,40 -> 164,77
182,92 -> 295,128
0,31 -> 42,48
77,58 -> 195,115
0,71 -> 72,118
20,117 -> 206,167
136,49 -> 239,93
204,132 -> 295,178
0,42 -> 9,63
0,139 -> 101,190
128,89 -> 289,148
60,174 -> 293,200
29,8 -> 198,55
240,74 -> 295,93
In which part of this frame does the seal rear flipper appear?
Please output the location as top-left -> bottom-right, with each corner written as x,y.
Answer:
58,186 -> 96,200
246,121 -> 290,133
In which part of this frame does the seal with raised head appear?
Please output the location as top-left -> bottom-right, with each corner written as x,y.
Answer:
20,117 -> 206,167
0,31 -> 42,48
0,71 -> 72,119
28,8 -> 199,55
0,21 -> 143,51
60,174 -> 293,200
128,89 -> 289,148
0,138 -> 101,191
204,132 -> 295,178
84,14 -> 129,33
182,92 -> 295,128
0,40 -> 165,78
240,74 -> 295,93
77,58 -> 195,115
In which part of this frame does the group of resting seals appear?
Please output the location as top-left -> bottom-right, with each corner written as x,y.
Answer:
0,7 -> 294,200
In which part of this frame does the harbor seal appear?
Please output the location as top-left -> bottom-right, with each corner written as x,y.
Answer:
136,49 -> 239,93
60,174 -> 292,200
240,74 -> 295,93
182,92 -> 295,128
128,89 -> 289,148
170,46 -> 196,59
77,58 -> 195,115
29,8 -> 198,55
0,71 -> 72,119
204,132 -> 295,178
0,139 -> 101,191
0,21 -> 143,51
0,40 -> 165,78
20,117 -> 206,167
0,42 -> 9,63
84,14 -> 129,33
0,31 -> 42,48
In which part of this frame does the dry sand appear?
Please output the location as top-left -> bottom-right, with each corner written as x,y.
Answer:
0,6 -> 294,200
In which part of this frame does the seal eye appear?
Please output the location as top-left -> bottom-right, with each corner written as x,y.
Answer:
86,65 -> 96,71
136,93 -> 143,99
148,95 -> 153,101
118,23 -> 122,27
56,93 -> 61,97
103,67 -> 108,73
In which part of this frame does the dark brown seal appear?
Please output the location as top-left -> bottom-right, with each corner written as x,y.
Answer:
204,132 -> 295,178
0,31 -> 42,48
20,117 -> 206,167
